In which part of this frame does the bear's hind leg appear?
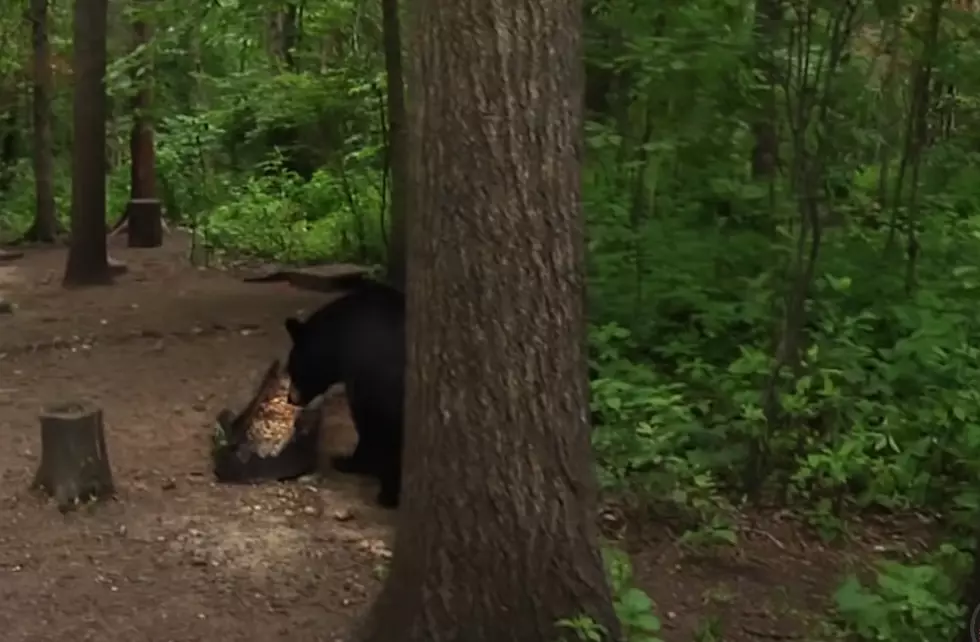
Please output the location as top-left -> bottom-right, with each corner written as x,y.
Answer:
333,394 -> 384,476
375,444 -> 401,508
372,416 -> 402,508
343,379 -> 402,507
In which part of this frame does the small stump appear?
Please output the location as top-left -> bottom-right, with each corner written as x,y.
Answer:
125,198 -> 164,248
32,402 -> 115,512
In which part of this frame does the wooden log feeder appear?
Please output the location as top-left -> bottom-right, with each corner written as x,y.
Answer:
32,402 -> 115,512
212,360 -> 321,483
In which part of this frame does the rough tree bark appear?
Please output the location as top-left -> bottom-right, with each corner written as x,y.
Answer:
382,0 -> 408,289
122,0 -> 163,249
24,0 -> 60,243
32,402 -> 115,512
63,0 -> 112,287
357,0 -> 622,640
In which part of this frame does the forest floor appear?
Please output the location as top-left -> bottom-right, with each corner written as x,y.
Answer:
0,232 -> 934,642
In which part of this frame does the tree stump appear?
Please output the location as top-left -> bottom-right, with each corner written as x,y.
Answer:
32,402 -> 115,512
125,198 -> 164,248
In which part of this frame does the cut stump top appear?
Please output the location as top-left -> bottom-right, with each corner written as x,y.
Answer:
41,401 -> 101,418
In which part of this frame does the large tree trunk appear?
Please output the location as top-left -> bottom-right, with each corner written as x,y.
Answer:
381,0 -> 408,289
63,0 -> 112,287
357,0 -> 621,640
26,0 -> 60,243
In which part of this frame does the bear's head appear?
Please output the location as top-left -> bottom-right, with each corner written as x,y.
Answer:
284,316 -> 339,407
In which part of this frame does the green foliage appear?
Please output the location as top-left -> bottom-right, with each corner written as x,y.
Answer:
832,545 -> 971,641
557,547 -> 664,642
589,322 -> 738,547
577,0 -> 980,544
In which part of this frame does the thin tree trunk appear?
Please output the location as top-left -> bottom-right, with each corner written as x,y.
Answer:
0,88 -> 20,193
357,0 -> 621,640
281,2 -> 299,70
129,10 -> 157,201
382,0 -> 408,288
27,0 -> 59,242
64,0 -> 111,287
750,0 -> 782,178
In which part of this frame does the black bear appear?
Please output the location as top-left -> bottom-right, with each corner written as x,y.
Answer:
283,280 -> 405,508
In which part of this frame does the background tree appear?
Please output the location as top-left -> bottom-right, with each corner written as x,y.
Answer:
24,0 -> 59,243
357,0 -> 622,640
381,0 -> 407,288
63,0 -> 111,286
119,0 -> 164,248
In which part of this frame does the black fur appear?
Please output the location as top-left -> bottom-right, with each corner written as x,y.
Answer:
284,281 -> 405,508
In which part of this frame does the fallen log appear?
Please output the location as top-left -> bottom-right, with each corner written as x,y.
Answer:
242,263 -> 370,293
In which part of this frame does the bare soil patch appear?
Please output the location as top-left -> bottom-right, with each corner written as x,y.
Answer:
0,234 -> 917,641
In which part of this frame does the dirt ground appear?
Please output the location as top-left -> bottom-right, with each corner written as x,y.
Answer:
0,233 -> 928,642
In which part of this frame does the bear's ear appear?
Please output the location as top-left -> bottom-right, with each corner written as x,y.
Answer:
284,317 -> 305,341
